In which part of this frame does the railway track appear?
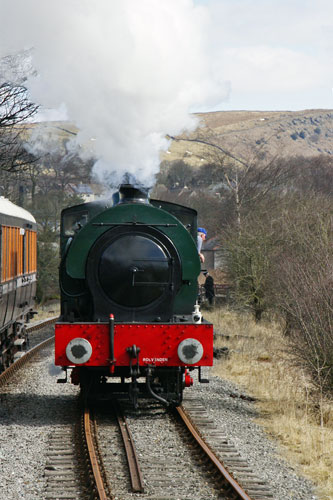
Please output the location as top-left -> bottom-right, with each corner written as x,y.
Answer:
0,316 -> 57,387
0,316 -> 273,499
82,403 -> 144,499
81,398 -> 274,500
44,402 -> 145,499
180,398 -> 274,499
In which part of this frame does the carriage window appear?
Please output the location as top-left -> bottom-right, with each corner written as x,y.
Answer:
63,211 -> 88,236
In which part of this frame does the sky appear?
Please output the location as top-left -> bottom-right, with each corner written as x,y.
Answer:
194,0 -> 333,111
0,0 -> 332,185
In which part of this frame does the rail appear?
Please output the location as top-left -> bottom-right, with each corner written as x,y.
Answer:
176,405 -> 253,500
0,316 -> 57,387
83,407 -> 109,500
114,402 -> 144,493
83,402 -> 144,499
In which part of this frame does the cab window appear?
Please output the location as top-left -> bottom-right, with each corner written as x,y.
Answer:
63,211 -> 88,236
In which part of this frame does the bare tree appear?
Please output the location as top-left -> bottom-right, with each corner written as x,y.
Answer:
0,83 -> 38,127
0,82 -> 39,172
286,155 -> 333,196
223,198 -> 283,320
168,130 -> 294,230
272,196 -> 333,394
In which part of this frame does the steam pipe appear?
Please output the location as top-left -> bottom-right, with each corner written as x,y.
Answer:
146,367 -> 170,407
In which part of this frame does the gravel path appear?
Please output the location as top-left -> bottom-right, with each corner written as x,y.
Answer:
0,340 -> 318,500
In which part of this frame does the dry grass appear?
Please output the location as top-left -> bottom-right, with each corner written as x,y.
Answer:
205,307 -> 333,500
34,301 -> 60,321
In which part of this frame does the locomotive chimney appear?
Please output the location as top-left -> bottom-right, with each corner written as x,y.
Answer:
116,184 -> 149,205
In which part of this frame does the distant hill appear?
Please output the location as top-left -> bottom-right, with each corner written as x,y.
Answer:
163,109 -> 333,167
23,109 -> 333,171
2,52 -> 332,167
23,121 -> 78,141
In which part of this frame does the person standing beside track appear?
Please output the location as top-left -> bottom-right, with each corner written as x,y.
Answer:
197,227 -> 207,263
203,271 -> 215,306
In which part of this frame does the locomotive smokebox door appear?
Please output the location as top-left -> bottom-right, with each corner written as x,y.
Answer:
86,225 -> 182,322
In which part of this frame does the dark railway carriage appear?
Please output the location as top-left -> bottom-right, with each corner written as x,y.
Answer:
55,184 -> 213,406
0,197 -> 37,371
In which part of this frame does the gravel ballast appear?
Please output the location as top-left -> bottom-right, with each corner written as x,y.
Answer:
0,341 -> 78,500
0,343 -> 318,500
191,367 -> 318,500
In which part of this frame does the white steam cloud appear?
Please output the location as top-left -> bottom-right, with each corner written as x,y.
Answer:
0,0 -> 227,186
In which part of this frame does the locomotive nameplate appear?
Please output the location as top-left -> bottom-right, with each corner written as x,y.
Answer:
55,322 -> 213,367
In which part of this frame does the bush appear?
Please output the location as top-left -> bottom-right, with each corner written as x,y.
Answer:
274,198 -> 333,395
